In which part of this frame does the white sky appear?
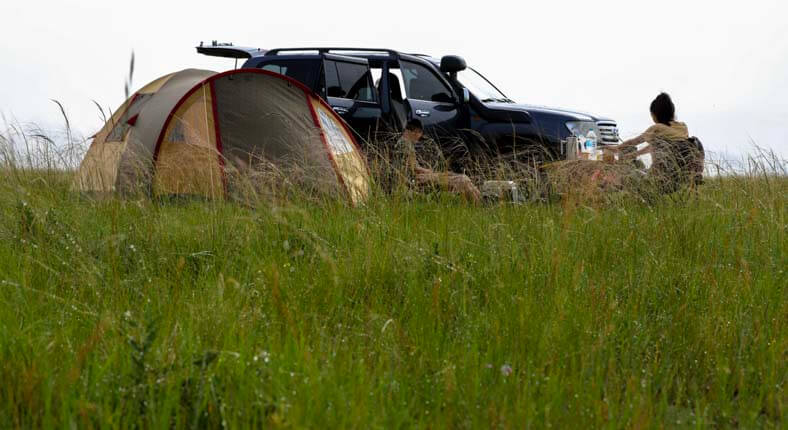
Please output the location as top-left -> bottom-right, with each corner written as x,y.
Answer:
1,0 -> 787,158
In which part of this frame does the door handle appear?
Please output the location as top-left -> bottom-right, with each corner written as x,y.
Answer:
332,106 -> 349,115
415,109 -> 431,118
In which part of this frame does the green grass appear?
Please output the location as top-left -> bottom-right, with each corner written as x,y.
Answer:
0,166 -> 784,428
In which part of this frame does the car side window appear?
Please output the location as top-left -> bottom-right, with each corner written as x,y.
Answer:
261,64 -> 288,75
400,61 -> 454,103
324,60 -> 376,102
258,60 -> 319,89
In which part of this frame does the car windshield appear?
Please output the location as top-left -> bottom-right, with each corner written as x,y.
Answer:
458,68 -> 512,103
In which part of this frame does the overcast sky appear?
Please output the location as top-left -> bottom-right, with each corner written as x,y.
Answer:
1,0 -> 786,159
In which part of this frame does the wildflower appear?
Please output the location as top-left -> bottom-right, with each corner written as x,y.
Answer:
255,350 -> 270,363
500,364 -> 513,377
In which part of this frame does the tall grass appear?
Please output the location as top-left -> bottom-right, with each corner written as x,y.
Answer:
0,113 -> 785,428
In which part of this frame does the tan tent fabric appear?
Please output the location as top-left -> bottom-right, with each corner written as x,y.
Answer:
153,83 -> 223,197
117,69 -> 217,193
74,68 -> 370,205
137,73 -> 177,95
74,73 -> 178,191
74,141 -> 126,192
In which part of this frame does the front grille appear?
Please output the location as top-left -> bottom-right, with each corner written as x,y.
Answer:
597,122 -> 620,145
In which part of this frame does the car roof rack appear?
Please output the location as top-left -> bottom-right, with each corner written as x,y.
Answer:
265,47 -> 400,57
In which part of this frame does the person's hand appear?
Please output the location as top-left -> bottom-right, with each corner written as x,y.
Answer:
619,148 -> 639,159
602,149 -> 616,163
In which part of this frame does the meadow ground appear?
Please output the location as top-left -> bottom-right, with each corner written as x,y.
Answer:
0,160 -> 785,428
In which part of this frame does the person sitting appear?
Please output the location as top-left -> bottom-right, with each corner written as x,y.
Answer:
612,92 -> 703,193
393,119 -> 481,204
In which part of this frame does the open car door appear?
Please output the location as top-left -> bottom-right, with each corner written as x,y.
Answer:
394,58 -> 462,141
321,54 -> 382,144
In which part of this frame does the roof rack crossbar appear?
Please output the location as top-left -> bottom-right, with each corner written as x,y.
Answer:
266,47 -> 399,56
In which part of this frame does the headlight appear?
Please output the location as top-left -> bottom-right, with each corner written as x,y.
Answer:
565,121 -> 597,138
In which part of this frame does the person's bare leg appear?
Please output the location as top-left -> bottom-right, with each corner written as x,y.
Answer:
447,173 -> 481,204
415,168 -> 481,205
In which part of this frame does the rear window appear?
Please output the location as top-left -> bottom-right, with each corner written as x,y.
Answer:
324,60 -> 376,102
259,60 -> 319,89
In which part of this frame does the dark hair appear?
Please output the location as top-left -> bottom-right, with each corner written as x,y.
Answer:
650,93 -> 675,126
405,119 -> 423,132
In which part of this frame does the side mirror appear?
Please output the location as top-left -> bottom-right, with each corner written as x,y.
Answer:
462,88 -> 470,104
440,55 -> 467,74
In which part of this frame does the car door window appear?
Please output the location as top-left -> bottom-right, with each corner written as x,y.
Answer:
400,61 -> 454,103
323,61 -> 343,97
324,60 -> 376,102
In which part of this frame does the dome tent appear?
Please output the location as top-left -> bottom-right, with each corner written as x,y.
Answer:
74,68 -> 370,204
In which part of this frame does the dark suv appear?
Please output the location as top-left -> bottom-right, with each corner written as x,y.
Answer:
198,42 -> 620,166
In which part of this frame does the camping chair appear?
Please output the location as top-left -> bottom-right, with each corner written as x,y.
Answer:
651,137 -> 705,194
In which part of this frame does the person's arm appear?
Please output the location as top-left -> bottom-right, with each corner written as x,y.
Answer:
614,124 -> 661,153
627,143 -> 653,159
614,142 -> 653,163
613,133 -> 647,152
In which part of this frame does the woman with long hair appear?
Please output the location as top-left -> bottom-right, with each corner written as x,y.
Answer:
614,92 -> 688,159
614,93 -> 701,192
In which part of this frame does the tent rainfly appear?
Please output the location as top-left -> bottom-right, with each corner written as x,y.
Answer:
74,68 -> 370,204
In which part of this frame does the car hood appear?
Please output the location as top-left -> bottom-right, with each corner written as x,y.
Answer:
485,102 -> 614,123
